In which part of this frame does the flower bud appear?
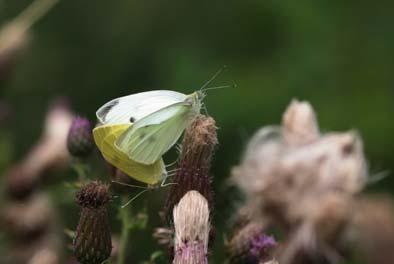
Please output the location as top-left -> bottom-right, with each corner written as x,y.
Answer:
73,182 -> 112,264
67,116 -> 94,158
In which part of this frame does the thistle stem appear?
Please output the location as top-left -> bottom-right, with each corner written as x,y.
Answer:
118,196 -> 132,264
73,160 -> 89,182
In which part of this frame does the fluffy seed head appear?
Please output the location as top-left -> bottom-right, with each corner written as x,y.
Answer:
173,191 -> 210,264
282,99 -> 319,145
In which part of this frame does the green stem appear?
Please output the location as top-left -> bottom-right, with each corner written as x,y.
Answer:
118,196 -> 132,264
73,160 -> 89,182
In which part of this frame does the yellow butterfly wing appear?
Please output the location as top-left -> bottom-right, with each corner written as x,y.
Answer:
93,124 -> 166,185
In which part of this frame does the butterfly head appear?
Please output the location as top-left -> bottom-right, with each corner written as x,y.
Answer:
185,91 -> 205,113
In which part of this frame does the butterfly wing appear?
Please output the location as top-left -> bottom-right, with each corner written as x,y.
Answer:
116,102 -> 194,164
96,90 -> 187,124
93,124 -> 166,185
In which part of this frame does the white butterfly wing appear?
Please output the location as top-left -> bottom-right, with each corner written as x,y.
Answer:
96,90 -> 187,124
116,102 -> 194,164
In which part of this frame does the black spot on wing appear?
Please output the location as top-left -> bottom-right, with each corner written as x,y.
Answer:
129,117 -> 135,122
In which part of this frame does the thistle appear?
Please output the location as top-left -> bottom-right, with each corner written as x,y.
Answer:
173,190 -> 210,264
227,222 -> 277,264
67,116 -> 94,159
73,181 -> 112,264
232,100 -> 368,264
164,115 -> 217,222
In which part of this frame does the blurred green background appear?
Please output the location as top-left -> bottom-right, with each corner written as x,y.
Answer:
1,0 -> 393,262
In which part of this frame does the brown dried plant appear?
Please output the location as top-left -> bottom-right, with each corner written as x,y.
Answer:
232,99 -> 394,264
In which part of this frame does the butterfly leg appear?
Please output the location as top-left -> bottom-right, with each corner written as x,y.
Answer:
165,158 -> 179,168
160,175 -> 178,188
121,189 -> 149,208
111,180 -> 147,189
202,103 -> 209,116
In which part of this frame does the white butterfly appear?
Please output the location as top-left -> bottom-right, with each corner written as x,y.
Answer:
96,90 -> 204,165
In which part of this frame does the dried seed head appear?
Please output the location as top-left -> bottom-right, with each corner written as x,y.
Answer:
164,115 -> 217,221
233,100 -> 367,222
74,182 -> 112,264
173,191 -> 210,264
232,99 -> 368,264
67,116 -> 94,158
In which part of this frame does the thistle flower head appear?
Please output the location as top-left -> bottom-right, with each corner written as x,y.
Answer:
173,190 -> 210,264
250,234 -> 277,260
76,181 -> 111,208
67,116 -> 94,158
232,99 -> 368,264
74,181 -> 112,264
227,221 -> 277,264
164,115 -> 217,222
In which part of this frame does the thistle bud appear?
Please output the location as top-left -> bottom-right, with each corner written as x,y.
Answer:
164,115 -> 217,222
74,182 -> 112,264
173,191 -> 210,264
67,116 -> 94,158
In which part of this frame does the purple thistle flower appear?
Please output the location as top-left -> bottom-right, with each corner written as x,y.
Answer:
250,234 -> 277,260
226,222 -> 277,264
67,116 -> 94,158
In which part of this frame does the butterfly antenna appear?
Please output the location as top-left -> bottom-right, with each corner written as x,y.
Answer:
199,65 -> 227,91
111,180 -> 147,189
201,83 -> 236,92
121,189 -> 149,208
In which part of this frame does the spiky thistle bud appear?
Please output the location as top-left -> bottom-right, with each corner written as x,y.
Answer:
67,116 -> 94,158
173,191 -> 210,264
227,222 -> 277,264
74,182 -> 112,264
164,115 -> 217,222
